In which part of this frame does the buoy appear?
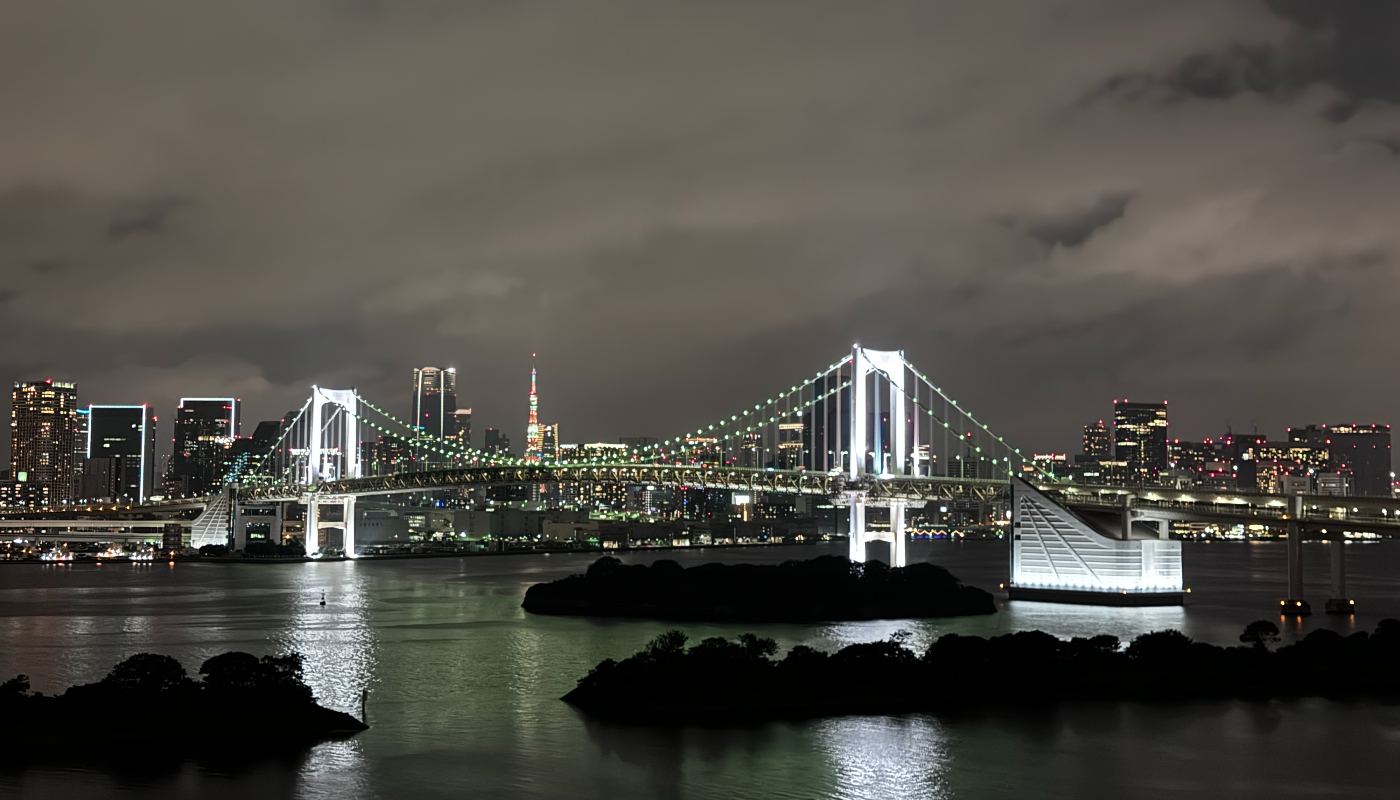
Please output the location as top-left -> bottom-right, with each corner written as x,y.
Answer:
320,591 -> 326,607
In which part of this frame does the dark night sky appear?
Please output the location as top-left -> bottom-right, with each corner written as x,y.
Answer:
3,1 -> 1399,461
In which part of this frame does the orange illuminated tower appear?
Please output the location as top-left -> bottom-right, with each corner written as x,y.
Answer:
525,356 -> 542,462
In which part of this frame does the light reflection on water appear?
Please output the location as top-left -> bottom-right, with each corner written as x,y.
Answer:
817,715 -> 951,800
2,540 -> 1400,799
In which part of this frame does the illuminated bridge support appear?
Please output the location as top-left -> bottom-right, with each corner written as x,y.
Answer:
304,495 -> 358,559
845,492 -> 909,568
1282,495 -> 1311,616
1325,532 -> 1354,615
1009,479 -> 1183,606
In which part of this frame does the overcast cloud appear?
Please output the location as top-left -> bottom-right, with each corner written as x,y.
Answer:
2,0 -> 1399,460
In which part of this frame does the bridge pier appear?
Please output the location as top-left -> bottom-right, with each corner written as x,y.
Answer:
890,500 -> 907,568
305,498 -> 321,556
847,493 -> 866,564
1281,517 -> 1310,616
343,496 -> 357,559
1324,533 -> 1354,614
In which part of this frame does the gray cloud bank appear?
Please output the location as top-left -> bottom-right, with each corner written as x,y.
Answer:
2,0 -> 1398,460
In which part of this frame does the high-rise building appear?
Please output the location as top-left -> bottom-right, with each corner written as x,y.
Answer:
525,366 -> 542,462
1314,423 -> 1391,497
778,422 -> 804,470
683,436 -> 721,466
484,427 -> 511,456
447,408 -> 472,450
366,434 -> 412,476
1083,420 -> 1111,460
170,398 -> 240,497
738,432 -> 762,468
10,380 -> 78,507
412,367 -> 459,465
71,407 -> 90,498
540,423 -> 559,461
1113,400 -> 1168,482
85,405 -> 156,503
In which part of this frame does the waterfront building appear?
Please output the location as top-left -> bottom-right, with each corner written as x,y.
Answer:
170,398 -> 240,497
10,379 -> 78,507
1113,400 -> 1169,482
85,404 -> 156,503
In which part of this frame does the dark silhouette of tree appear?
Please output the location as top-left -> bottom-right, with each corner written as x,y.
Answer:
1125,630 -> 1194,660
523,555 -> 995,621
199,652 -> 313,701
1,675 -> 29,698
1240,620 -> 1281,650
200,652 -> 263,691
103,653 -> 191,693
641,630 -> 688,660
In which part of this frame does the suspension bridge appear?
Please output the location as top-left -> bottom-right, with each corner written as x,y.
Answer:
7,344 -> 1398,611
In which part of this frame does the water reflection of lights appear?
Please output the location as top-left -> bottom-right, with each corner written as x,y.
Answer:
278,562 -> 378,799
817,715 -> 951,800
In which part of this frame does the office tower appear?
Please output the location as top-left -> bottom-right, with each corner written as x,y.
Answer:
778,422 -> 804,469
525,367 -> 541,462
447,408 -> 472,449
1083,420 -> 1111,460
10,379 -> 78,507
540,423 -> 559,461
366,434 -> 412,476
484,427 -> 511,455
412,367 -> 459,464
1317,424 -> 1391,497
85,404 -> 156,503
1113,400 -> 1169,482
171,398 -> 240,497
738,432 -> 762,468
71,407 -> 90,498
683,436 -> 721,467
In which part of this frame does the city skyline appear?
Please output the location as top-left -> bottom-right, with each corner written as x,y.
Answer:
5,363 -> 1397,477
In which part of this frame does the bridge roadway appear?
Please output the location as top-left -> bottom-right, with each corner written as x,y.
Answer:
235,464 -> 1011,504
1047,484 -> 1400,536
5,468 -> 1400,537
235,464 -> 1400,535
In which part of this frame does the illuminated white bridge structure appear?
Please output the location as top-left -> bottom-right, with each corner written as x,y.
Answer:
154,344 -> 1400,610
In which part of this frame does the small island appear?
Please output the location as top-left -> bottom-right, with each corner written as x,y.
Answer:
1,651 -> 367,757
523,555 -> 997,621
564,620 -> 1400,724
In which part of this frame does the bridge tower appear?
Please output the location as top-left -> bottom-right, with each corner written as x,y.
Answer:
846,345 -> 915,567
302,387 -> 361,557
